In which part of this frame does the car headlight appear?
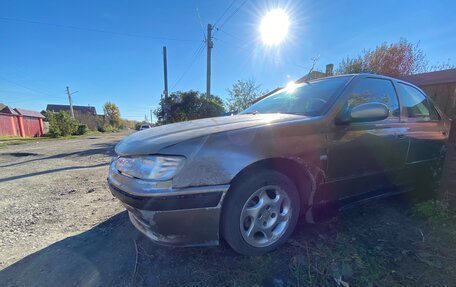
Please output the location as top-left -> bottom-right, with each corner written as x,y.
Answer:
114,155 -> 185,181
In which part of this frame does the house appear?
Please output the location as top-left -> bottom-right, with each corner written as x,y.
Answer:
0,105 -> 45,137
46,104 -> 99,130
46,104 -> 97,116
296,64 -> 334,83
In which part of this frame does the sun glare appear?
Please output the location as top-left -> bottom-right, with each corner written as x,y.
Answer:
260,9 -> 290,45
285,81 -> 298,93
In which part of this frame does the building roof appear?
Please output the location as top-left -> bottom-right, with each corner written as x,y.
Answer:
46,104 -> 97,115
0,106 -> 19,115
0,103 -> 5,110
14,108 -> 45,118
399,68 -> 456,86
296,71 -> 326,83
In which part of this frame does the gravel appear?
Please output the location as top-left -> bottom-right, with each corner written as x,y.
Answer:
0,132 -> 129,268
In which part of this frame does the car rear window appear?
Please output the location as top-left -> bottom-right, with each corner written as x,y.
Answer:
397,83 -> 440,121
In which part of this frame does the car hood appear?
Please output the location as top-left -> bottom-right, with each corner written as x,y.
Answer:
115,113 -> 305,156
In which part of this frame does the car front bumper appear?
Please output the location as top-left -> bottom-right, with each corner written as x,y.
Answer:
108,162 -> 229,246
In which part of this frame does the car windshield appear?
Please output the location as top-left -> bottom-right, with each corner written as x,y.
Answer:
242,76 -> 351,116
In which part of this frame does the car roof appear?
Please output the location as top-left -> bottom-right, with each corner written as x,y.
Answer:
342,73 -> 425,91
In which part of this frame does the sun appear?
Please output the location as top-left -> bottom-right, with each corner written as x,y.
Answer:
259,9 -> 290,45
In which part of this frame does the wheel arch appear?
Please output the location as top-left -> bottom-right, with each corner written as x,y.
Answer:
227,157 -> 316,212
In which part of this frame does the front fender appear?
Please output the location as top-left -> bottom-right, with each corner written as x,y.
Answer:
160,120 -> 327,192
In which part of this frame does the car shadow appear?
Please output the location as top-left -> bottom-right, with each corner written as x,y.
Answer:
1,212 -> 142,286
0,142 -> 117,169
0,162 -> 110,183
0,197 -> 436,287
2,208 -> 310,286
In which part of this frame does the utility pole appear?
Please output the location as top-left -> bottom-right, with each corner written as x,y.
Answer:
66,86 -> 75,118
150,109 -> 153,125
162,46 -> 169,123
206,24 -> 213,97
163,46 -> 168,98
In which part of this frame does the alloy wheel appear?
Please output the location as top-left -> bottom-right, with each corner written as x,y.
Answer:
239,185 -> 292,247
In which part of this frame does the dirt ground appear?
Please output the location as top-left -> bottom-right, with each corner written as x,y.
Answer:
0,132 -> 128,268
1,132 -> 456,286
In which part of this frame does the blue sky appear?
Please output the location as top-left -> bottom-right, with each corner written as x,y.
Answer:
0,0 -> 455,121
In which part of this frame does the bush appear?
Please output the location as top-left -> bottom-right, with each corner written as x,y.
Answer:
104,125 -> 117,133
74,124 -> 88,135
135,122 -> 142,131
48,111 -> 78,137
97,124 -> 118,133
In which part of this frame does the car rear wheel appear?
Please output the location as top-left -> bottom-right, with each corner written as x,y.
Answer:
222,170 -> 300,255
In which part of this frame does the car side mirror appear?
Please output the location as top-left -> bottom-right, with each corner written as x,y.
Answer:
336,102 -> 389,125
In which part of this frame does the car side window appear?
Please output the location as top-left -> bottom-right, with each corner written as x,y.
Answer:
345,78 -> 400,120
398,83 -> 439,121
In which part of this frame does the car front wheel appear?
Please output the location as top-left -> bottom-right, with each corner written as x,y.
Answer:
222,170 -> 300,255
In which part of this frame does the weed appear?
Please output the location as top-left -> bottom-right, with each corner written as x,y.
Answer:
413,200 -> 450,222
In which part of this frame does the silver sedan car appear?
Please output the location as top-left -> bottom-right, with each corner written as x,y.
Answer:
108,74 -> 448,255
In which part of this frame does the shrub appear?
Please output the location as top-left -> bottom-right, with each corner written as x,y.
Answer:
135,122 -> 142,131
74,124 -> 88,135
97,125 -> 106,132
48,111 -> 78,137
97,124 -> 118,133
104,125 -> 117,133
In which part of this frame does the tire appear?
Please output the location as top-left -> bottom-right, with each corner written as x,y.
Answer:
221,170 -> 301,255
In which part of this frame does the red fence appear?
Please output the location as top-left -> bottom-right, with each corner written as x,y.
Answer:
0,113 -> 44,137
22,116 -> 43,137
0,114 -> 21,136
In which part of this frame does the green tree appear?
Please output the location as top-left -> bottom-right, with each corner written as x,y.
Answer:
103,102 -> 122,129
226,79 -> 263,112
199,93 -> 225,118
47,111 -> 79,137
154,91 -> 225,125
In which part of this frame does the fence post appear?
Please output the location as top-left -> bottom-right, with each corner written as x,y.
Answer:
9,115 -> 18,136
40,118 -> 44,136
17,116 -> 25,137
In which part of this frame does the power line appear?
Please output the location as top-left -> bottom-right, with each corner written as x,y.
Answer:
216,28 -> 244,43
170,42 -> 205,91
213,0 -> 238,27
0,76 -> 65,100
215,0 -> 249,31
0,16 -> 200,42
195,7 -> 206,40
213,37 -> 246,50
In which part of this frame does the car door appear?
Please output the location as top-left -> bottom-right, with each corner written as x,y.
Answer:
323,77 -> 409,202
395,82 -> 449,185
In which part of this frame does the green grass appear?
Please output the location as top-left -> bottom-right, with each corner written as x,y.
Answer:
413,200 -> 451,222
139,198 -> 456,286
